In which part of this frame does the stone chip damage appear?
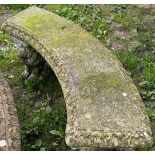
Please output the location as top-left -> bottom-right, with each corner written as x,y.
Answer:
2,6 -> 153,150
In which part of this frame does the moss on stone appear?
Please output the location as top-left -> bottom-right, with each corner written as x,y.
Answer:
24,15 -> 46,29
79,73 -> 126,104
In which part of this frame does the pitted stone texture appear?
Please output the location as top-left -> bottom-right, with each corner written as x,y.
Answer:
0,72 -> 21,151
3,6 -> 153,149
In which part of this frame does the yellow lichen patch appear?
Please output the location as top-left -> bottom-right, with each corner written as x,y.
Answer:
79,31 -> 89,39
24,15 -> 46,29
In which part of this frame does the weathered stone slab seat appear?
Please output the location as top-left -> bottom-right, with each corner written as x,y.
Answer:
0,71 -> 20,150
3,6 -> 153,149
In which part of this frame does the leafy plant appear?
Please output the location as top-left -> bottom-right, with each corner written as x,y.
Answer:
22,100 -> 68,151
0,28 -> 11,43
115,48 -> 140,71
111,4 -> 127,14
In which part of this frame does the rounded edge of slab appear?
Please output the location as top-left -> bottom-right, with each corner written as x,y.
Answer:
65,128 -> 153,149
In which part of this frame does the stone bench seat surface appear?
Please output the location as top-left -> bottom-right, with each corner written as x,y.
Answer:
0,72 -> 21,150
3,6 -> 153,149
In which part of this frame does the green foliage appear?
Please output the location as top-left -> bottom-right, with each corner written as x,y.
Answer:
0,31 -> 11,42
0,24 -> 11,42
143,63 -> 155,89
115,48 -> 140,71
116,46 -> 155,101
112,5 -> 135,30
113,13 -> 135,30
147,109 -> 155,120
0,47 -> 23,80
140,62 -> 155,100
19,64 -> 68,150
136,25 -> 154,51
22,101 -> 68,151
111,4 -> 127,14
23,77 -> 41,91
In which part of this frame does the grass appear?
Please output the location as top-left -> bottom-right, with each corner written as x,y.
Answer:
0,4 -> 155,150
22,101 -> 68,151
112,6 -> 135,30
0,24 -> 11,42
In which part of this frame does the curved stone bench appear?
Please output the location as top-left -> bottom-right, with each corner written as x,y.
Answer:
2,6 -> 153,150
0,71 -> 21,151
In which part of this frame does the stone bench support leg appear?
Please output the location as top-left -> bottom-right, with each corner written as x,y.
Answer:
12,37 -> 45,79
